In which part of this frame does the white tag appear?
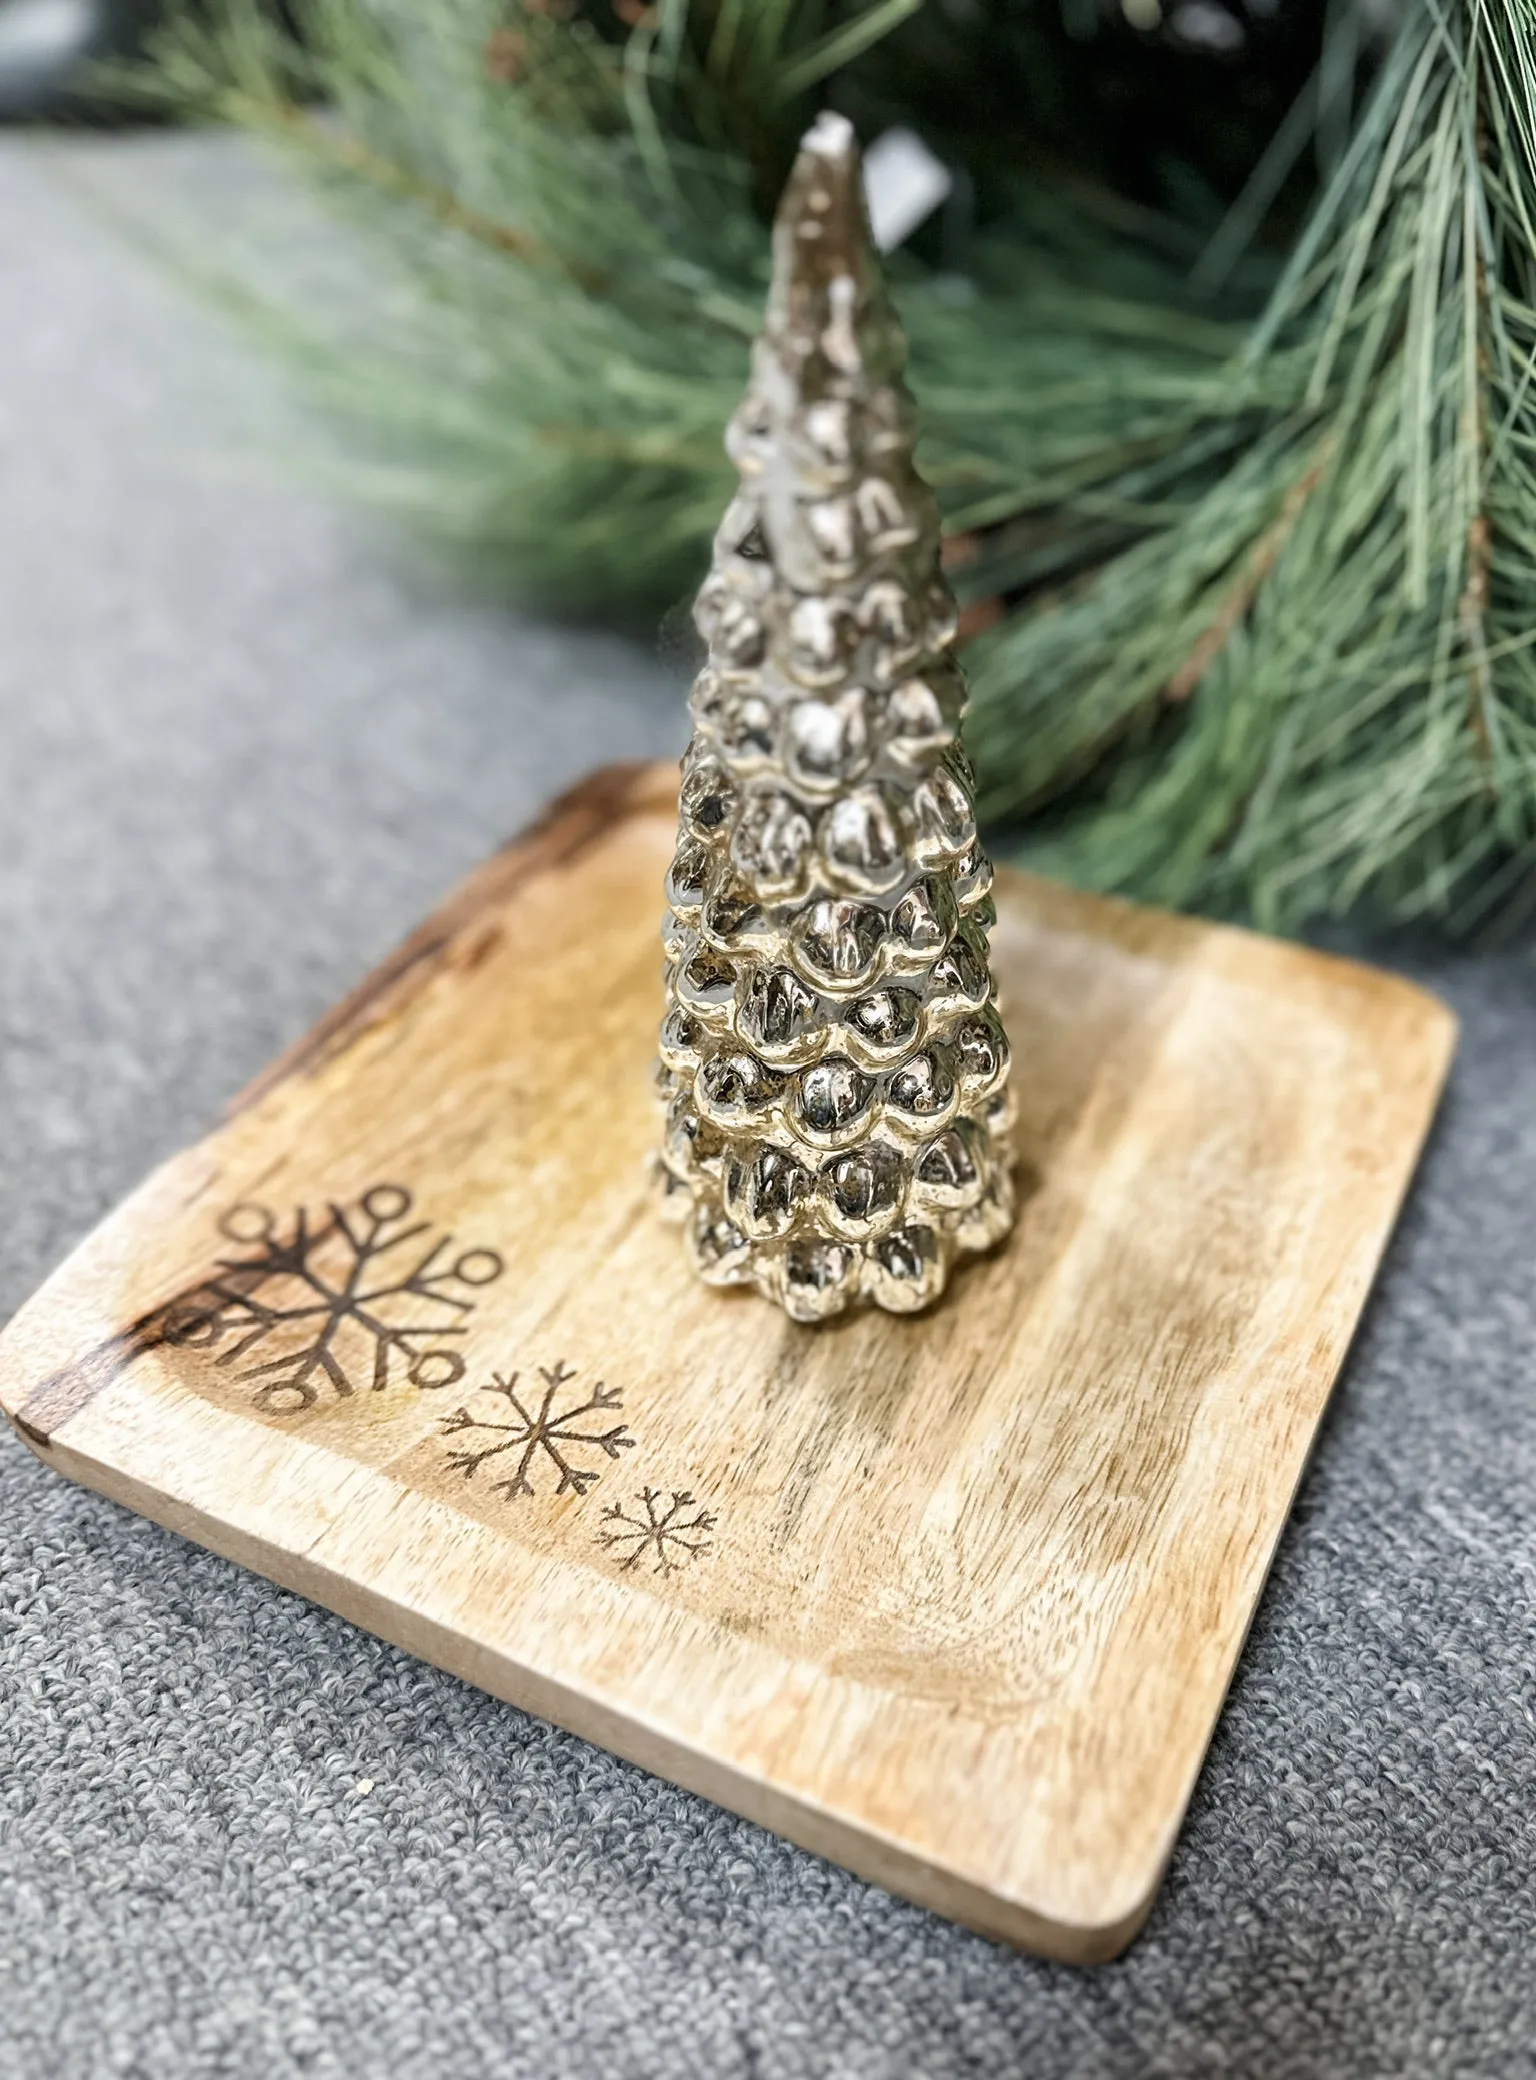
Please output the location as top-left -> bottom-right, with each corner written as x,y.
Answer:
862,127 -> 953,253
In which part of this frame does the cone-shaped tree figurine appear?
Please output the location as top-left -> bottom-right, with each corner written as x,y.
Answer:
657,112 -> 1015,1323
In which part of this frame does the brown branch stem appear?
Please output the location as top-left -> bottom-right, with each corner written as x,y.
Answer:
247,95 -> 608,293
1164,435 -> 1336,705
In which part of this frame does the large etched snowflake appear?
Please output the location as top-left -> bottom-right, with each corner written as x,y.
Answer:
440,1361 -> 635,1500
160,1184 -> 503,1414
597,1488 -> 717,1575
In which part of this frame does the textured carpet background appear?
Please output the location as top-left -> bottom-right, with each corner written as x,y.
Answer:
3,134 -> 1535,2080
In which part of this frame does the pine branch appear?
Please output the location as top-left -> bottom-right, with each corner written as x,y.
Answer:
121,0 -> 1536,932
970,0 -> 1536,930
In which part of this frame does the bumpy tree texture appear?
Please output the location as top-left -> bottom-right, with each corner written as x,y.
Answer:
656,113 -> 1015,1325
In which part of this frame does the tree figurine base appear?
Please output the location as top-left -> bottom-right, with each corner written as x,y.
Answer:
0,763 -> 1453,1962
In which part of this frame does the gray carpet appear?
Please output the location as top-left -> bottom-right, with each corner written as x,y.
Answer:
2,133 -> 1535,2080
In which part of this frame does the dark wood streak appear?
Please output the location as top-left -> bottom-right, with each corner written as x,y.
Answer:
229,760 -> 663,1117
18,1297 -> 191,1445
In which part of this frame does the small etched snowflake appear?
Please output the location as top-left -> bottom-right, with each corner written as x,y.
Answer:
159,1184 -> 502,1415
597,1488 -> 717,1575
440,1361 -> 635,1500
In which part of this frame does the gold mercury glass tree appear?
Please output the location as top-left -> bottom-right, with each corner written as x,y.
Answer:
656,111 -> 1015,1323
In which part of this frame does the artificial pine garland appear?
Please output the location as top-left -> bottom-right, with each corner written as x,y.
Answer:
138,0 -> 1536,932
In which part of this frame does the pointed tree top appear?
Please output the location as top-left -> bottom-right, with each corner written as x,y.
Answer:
718,112 -> 926,597
765,112 -> 903,391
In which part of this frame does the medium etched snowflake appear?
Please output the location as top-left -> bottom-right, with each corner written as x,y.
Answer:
440,1361 -> 635,1500
597,1488 -> 718,1575
159,1184 -> 503,1415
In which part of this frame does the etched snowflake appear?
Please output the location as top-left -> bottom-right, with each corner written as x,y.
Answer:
597,1488 -> 717,1575
440,1361 -> 635,1500
159,1184 -> 503,1415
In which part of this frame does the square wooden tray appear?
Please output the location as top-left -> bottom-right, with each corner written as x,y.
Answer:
0,761 -> 1454,1961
